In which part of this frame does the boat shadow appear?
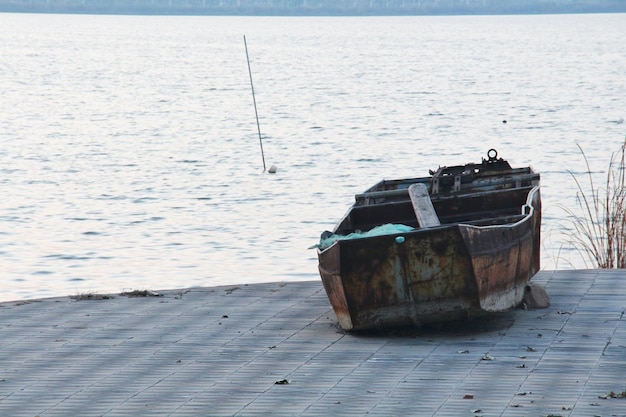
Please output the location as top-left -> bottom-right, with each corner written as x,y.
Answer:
346,310 -> 519,339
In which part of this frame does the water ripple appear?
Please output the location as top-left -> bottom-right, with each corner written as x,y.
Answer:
1,13 -> 625,301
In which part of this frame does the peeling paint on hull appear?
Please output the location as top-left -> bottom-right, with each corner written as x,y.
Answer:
317,155 -> 541,331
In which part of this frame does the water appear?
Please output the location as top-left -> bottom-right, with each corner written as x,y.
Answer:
1,13 -> 625,302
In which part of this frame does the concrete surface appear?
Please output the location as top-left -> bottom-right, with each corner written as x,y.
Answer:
1,270 -> 625,416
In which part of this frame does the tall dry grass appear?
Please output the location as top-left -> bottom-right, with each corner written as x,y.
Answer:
561,138 -> 626,268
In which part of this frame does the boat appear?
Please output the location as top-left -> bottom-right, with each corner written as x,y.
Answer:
315,149 -> 541,331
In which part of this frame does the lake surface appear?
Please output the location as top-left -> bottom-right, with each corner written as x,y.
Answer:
1,13 -> 625,301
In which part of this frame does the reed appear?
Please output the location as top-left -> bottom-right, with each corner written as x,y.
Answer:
561,138 -> 626,268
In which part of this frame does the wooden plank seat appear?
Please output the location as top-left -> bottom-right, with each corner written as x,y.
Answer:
408,183 -> 441,228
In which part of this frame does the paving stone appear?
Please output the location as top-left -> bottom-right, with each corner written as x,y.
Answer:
1,273 -> 626,416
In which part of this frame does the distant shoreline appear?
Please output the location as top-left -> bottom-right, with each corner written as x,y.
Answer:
2,10 -> 625,17
1,1 -> 625,17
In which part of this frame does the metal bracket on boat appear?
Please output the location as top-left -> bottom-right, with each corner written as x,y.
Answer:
430,168 -> 464,194
481,149 -> 512,171
429,149 -> 514,196
486,148 -> 498,162
432,176 -> 440,195
454,175 -> 462,192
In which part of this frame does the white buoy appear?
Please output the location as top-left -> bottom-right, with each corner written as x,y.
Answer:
268,165 -> 277,174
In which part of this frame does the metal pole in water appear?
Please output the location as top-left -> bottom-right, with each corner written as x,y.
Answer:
244,35 -> 267,172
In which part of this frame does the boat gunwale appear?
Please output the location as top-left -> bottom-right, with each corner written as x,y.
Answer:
316,184 -> 540,254
357,169 -> 538,199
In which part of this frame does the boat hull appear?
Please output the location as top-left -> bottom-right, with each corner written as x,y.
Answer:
318,186 -> 541,331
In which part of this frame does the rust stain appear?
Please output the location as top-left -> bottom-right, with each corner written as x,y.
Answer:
317,155 -> 541,331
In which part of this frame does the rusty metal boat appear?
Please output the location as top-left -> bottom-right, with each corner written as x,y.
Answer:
315,150 -> 541,331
